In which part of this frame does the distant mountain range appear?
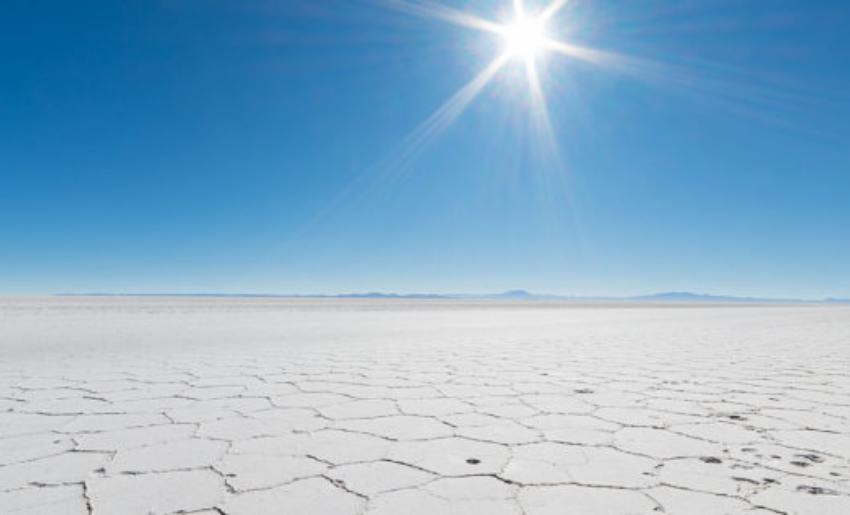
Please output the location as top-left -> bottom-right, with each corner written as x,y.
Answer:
58,290 -> 850,304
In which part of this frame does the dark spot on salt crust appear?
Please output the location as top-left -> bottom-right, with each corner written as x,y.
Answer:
796,453 -> 823,463
727,414 -> 746,421
797,485 -> 839,495
732,477 -> 760,485
700,457 -> 722,464
466,458 -> 481,465
790,461 -> 811,468
574,388 -> 594,394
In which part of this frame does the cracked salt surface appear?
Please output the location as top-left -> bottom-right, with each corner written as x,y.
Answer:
1,297 -> 850,514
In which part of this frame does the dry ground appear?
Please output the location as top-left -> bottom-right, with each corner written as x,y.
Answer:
1,297 -> 849,514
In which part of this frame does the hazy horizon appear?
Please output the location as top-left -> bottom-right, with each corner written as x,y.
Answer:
18,288 -> 848,303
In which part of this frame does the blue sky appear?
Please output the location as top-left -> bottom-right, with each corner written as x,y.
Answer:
2,0 -> 849,298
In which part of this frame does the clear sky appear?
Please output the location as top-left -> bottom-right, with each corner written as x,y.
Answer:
2,0 -> 849,298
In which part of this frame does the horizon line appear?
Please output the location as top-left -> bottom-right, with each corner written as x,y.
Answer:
37,290 -> 850,304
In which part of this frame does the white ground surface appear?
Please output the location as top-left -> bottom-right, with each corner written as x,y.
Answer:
1,297 -> 849,515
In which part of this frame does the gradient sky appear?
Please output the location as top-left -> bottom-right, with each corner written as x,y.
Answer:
2,0 -> 849,298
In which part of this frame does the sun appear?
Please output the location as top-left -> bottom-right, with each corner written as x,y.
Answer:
381,0 -> 596,165
503,15 -> 548,60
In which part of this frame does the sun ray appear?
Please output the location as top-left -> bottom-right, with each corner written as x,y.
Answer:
524,59 -> 559,162
543,39 -> 629,68
381,0 -> 503,35
539,0 -> 569,22
395,53 -> 512,171
513,0 -> 525,16
294,53 -> 511,237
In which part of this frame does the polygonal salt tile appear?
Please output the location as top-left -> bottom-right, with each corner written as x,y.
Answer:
98,384 -> 183,402
326,460 -> 434,496
568,447 -> 657,487
425,476 -> 516,500
544,427 -> 615,446
197,416 -> 273,440
165,405 -> 240,423
726,443 -> 845,479
769,430 -> 850,459
671,422 -> 764,444
522,414 -> 620,432
74,423 -> 196,451
232,429 -> 393,464
223,477 -> 364,515
647,485 -> 764,514
180,386 -> 246,400
0,413 -> 75,437
439,385 -> 516,397
397,398 -> 472,416
229,433 -> 308,456
456,420 -> 540,444
614,427 -> 723,459
14,379 -> 75,390
749,482 -> 850,515
330,384 -> 394,399
476,403 -> 539,419
725,413 -> 799,431
500,456 -> 572,485
0,433 -> 75,465
87,469 -> 224,514
246,382 -> 300,396
302,429 -> 394,464
335,415 -> 453,440
595,407 -> 702,427
107,438 -> 227,473
658,458 -> 769,496
20,397 -> 115,415
502,442 -> 656,488
520,394 -> 595,415
271,392 -> 352,408
519,485 -> 658,515
777,475 -> 850,496
762,409 -> 847,433
388,437 -> 509,476
642,398 -> 711,416
12,387 -> 85,401
387,386 -> 445,399
577,391 -> 646,408
0,485 -> 87,515
217,453 -> 327,491
111,396 -> 196,412
59,413 -> 170,433
249,408 -> 327,433
366,488 -> 521,515
523,414 -> 620,445
0,451 -> 108,490
440,413 -> 503,427
318,399 -> 399,420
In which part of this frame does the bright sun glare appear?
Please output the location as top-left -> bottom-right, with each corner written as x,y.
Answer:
384,0 -> 615,166
503,15 -> 548,60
